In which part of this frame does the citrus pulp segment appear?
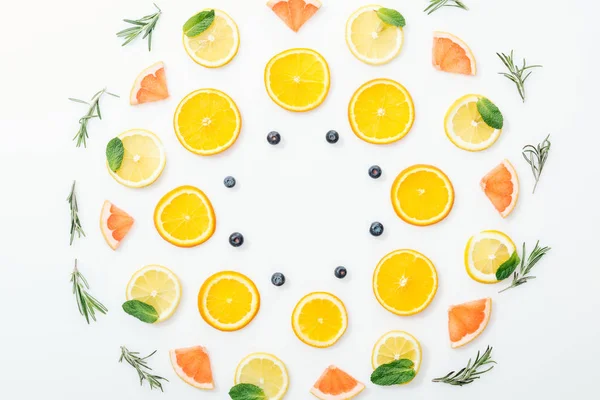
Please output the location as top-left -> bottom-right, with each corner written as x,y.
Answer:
432,31 -> 476,75
448,298 -> 492,348
480,159 -> 519,217
465,230 -> 516,283
125,265 -> 182,323
267,0 -> 322,32
130,61 -> 169,105
100,200 -> 134,250
310,365 -> 365,400
235,352 -> 289,400
372,331 -> 422,374
169,346 -> 214,390
291,292 -> 348,348
445,94 -> 502,151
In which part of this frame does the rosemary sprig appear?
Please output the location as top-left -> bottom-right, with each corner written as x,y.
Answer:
522,135 -> 551,193
69,88 -> 118,148
424,0 -> 468,15
500,241 -> 551,293
433,346 -> 495,386
497,50 -> 542,102
71,259 -> 108,324
119,346 -> 168,391
117,3 -> 162,51
67,180 -> 85,245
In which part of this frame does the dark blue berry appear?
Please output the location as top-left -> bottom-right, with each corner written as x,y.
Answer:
334,266 -> 347,279
267,131 -> 281,145
271,272 -> 285,286
224,176 -> 236,188
370,222 -> 384,237
326,130 -> 339,144
369,165 -> 382,179
229,232 -> 244,247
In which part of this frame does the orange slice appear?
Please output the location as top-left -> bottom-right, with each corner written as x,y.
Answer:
100,200 -> 134,250
267,0 -> 321,32
432,32 -> 476,75
310,365 -> 365,400
480,160 -> 519,218
170,346 -> 214,390
291,292 -> 348,348
129,62 -> 169,105
448,298 -> 492,348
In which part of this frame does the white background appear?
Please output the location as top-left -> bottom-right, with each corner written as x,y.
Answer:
1,0 -> 599,398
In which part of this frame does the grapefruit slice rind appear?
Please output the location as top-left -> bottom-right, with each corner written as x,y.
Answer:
169,346 -> 215,390
310,365 -> 365,400
130,62 -> 169,105
480,159 -> 519,218
448,298 -> 492,348
100,200 -> 134,250
433,31 -> 476,76
267,0 -> 321,32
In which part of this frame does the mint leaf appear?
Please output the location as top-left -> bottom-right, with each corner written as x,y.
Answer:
495,250 -> 520,281
371,359 -> 416,386
183,10 -> 215,37
477,98 -> 504,129
376,8 -> 406,28
122,300 -> 159,323
229,383 -> 266,400
106,137 -> 124,172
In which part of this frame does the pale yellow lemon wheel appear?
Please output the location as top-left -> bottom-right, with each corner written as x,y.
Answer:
465,230 -> 516,283
107,129 -> 166,188
235,353 -> 289,400
183,9 -> 240,68
373,249 -> 438,316
291,292 -> 348,348
154,185 -> 216,248
444,94 -> 502,151
348,78 -> 415,144
125,265 -> 182,323
372,331 -> 422,377
264,48 -> 330,112
198,271 -> 260,332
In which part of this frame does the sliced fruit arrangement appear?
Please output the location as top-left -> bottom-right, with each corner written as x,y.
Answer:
265,48 -> 330,112
130,61 -> 169,105
100,200 -> 134,250
448,298 -> 492,348
348,79 -> 415,144
107,129 -> 166,188
373,249 -> 438,316
445,94 -> 502,151
154,185 -> 216,247
292,292 -> 348,348
465,230 -> 516,283
372,331 -> 422,374
432,31 -> 476,75
125,265 -> 181,323
310,365 -> 365,400
346,5 -> 404,65
198,271 -> 260,331
169,346 -> 214,390
235,352 -> 289,400
183,9 -> 240,68
390,164 -> 454,226
481,160 -> 519,217
173,88 -> 242,155
267,0 -> 321,32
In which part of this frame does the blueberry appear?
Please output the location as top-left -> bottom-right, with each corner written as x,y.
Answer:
369,165 -> 382,179
370,222 -> 384,237
334,266 -> 347,279
229,232 -> 244,247
326,130 -> 339,144
267,131 -> 281,145
224,176 -> 236,188
271,272 -> 285,286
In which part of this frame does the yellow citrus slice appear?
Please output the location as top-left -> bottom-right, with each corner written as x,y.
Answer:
348,79 -> 415,144
264,48 -> 330,112
465,230 -> 516,283
183,9 -> 240,68
391,164 -> 454,226
291,292 -> 348,348
373,249 -> 438,316
126,265 -> 181,323
346,5 -> 404,65
372,331 -> 422,375
445,94 -> 502,151
235,353 -> 289,400
154,185 -> 216,247
173,89 -> 241,155
198,271 -> 260,331
107,129 -> 165,188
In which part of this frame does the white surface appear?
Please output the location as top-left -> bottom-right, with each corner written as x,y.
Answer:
0,0 -> 599,398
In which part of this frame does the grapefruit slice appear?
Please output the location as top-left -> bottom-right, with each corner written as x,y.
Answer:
169,346 -> 214,390
433,32 -> 476,76
480,160 -> 519,218
100,200 -> 133,250
130,61 -> 169,105
267,0 -> 321,32
448,298 -> 492,348
310,365 -> 365,400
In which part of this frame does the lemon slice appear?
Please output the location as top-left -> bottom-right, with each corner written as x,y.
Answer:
372,331 -> 422,375
445,94 -> 502,151
107,129 -> 166,188
346,5 -> 404,65
235,353 -> 289,400
291,292 -> 348,348
264,48 -> 330,112
126,265 -> 181,323
183,9 -> 240,68
465,230 -> 516,283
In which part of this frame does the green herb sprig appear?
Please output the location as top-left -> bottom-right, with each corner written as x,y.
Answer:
117,3 -> 162,51
499,241 -> 551,293
371,359 -> 416,386
71,259 -> 108,324
476,98 -> 504,130
497,50 -> 542,102
69,89 -> 118,148
229,383 -> 266,400
183,9 -> 215,37
122,300 -> 159,323
119,346 -> 168,391
425,0 -> 468,15
106,137 -> 124,172
433,346 -> 495,386
522,135 -> 551,193
67,180 -> 85,245
375,8 -> 406,28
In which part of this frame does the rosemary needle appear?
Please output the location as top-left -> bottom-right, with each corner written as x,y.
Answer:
424,0 -> 468,15
69,88 -> 118,148
500,241 -> 551,293
71,259 -> 107,324
67,180 -> 85,245
433,346 -> 496,386
116,3 -> 162,51
119,346 -> 168,391
522,135 -> 551,193
497,50 -> 542,102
